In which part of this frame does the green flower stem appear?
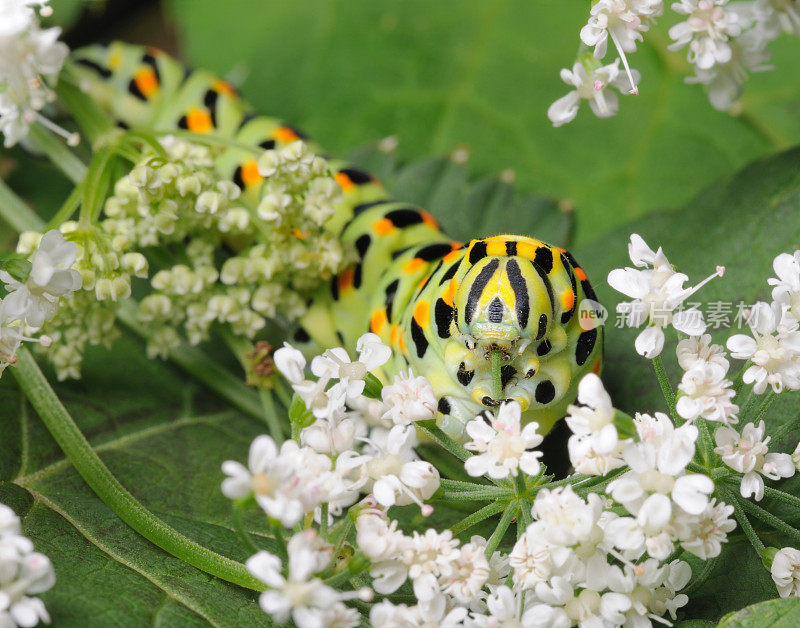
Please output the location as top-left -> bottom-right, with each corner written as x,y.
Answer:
56,72 -> 114,144
719,486 -> 765,553
46,183 -> 83,230
258,389 -> 286,443
0,178 -> 44,233
269,519 -> 288,562
682,555 -> 719,595
484,501 -> 517,558
439,478 -> 496,491
11,347 -> 264,591
752,391 -> 777,424
733,361 -> 751,396
451,500 -> 507,535
438,488 -> 514,502
115,302 -> 267,425
416,420 -> 470,463
491,349 -> 502,402
319,503 -> 329,540
762,486 -> 800,509
232,506 -> 262,555
770,414 -> 800,442
652,355 -> 677,419
734,490 -> 800,546
696,418 -> 715,468
29,123 -> 87,185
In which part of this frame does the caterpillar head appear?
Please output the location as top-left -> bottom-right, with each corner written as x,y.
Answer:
454,255 -> 553,360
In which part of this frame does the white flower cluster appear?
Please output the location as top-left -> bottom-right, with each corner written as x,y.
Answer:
23,135 -> 350,377
552,0 -> 800,123
246,529 -> 371,627
608,234 -> 724,359
272,334 -> 440,514
566,375 -> 735,561
0,0 -> 75,148
0,229 -> 80,377
0,504 -> 55,627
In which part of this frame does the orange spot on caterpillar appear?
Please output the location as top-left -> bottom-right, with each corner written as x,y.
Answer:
337,267 -> 354,293
240,160 -> 263,187
274,126 -> 300,144
592,359 -> 602,374
292,228 -> 309,240
443,278 -> 459,308
561,289 -> 575,312
390,324 -> 400,346
443,246 -> 462,264
370,310 -> 387,334
574,267 -> 588,282
185,108 -> 213,133
213,79 -> 237,96
417,275 -> 430,292
335,172 -> 355,192
398,329 -> 406,353
413,301 -> 430,328
374,218 -> 395,236
133,68 -> 159,98
404,258 -> 425,274
420,210 -> 438,229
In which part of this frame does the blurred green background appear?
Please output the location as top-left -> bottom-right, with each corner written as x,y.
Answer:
7,0 -> 800,246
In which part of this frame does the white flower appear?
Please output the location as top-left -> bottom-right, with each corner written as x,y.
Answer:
727,301 -> 800,393
247,541 -> 370,628
532,486 -> 604,548
221,435 -> 347,526
769,250 -> 800,323
548,59 -> 638,127
311,332 -> 391,399
339,425 -> 439,515
714,421 -> 795,500
674,498 -> 735,559
508,525 -> 562,590
403,528 -> 461,601
1,230 -> 82,327
677,333 -> 730,371
273,341 -> 306,383
438,541 -> 489,603
565,374 -> 626,475
771,547 -> 800,598
380,368 -> 436,425
580,0 -> 663,92
300,413 -> 361,455
676,361 -> 738,424
669,0 -> 742,70
608,233 -> 724,358
754,0 -> 800,37
464,402 -> 543,479
0,0 -> 73,147
0,505 -> 55,628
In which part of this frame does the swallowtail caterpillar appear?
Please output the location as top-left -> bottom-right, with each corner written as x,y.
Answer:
70,41 -> 604,440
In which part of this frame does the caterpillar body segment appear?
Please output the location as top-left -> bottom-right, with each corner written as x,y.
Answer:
70,41 -> 603,440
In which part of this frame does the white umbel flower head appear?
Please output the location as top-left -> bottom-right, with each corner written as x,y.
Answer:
714,421 -> 795,500
548,58 -> 639,127
608,233 -> 724,358
677,333 -> 730,371
380,368 -> 437,426
1,229 -> 82,328
0,0 -> 74,147
727,301 -> 800,394
464,401 -> 543,479
676,361 -> 738,424
580,0 -> 663,92
669,0 -> 743,70
311,332 -> 391,399
771,547 -> 800,598
769,250 -> 800,323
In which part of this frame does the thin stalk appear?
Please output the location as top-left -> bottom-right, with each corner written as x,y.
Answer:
752,391 -> 777,424
46,183 -> 83,230
232,506 -> 261,555
485,501 -> 517,558
762,486 -> 800,510
682,555 -> 719,595
319,503 -> 329,540
652,355 -> 677,419
439,478 -> 496,491
11,348 -> 263,590
720,486 -> 764,553
259,388 -> 286,443
0,178 -> 44,233
771,414 -> 800,442
415,421 -> 471,463
29,123 -> 87,184
451,500 -> 507,535
733,361 -> 751,396
735,492 -> 800,546
116,301 -> 266,424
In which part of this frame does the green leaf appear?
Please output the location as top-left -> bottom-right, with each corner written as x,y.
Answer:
165,0 -> 800,246
0,337 -> 273,626
718,598 -> 800,627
